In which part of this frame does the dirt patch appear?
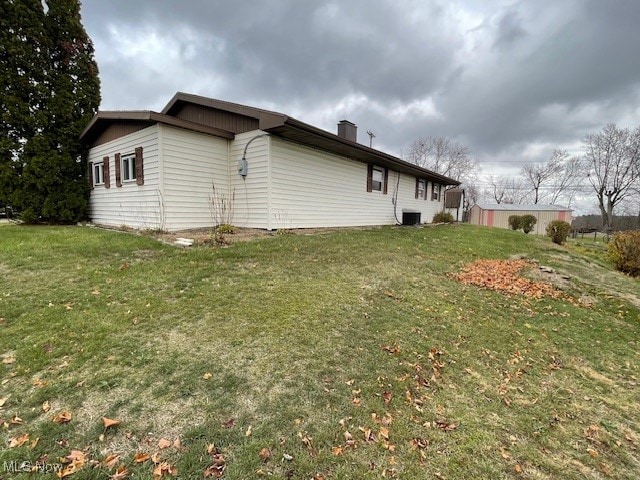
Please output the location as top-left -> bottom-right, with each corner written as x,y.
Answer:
151,225 -> 379,247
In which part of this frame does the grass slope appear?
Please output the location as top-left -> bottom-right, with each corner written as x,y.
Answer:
0,224 -> 638,479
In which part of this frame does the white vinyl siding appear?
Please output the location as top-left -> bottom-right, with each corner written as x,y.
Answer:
269,137 -> 447,228
88,125 -> 161,230
229,131 -> 270,229
160,125 -> 229,231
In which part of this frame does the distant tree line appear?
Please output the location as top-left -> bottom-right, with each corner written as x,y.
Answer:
0,0 -> 100,223
405,123 -> 640,231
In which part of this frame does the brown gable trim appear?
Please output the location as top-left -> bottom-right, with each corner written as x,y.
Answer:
80,111 -> 234,147
161,92 -> 287,129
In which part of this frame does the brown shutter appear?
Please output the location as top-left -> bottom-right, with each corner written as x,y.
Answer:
88,162 -> 93,190
135,146 -> 144,185
415,178 -> 419,199
103,156 -> 110,188
424,180 -> 428,201
383,168 -> 388,195
115,153 -> 122,187
366,164 -> 373,192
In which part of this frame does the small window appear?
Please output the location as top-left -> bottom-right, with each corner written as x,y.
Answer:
417,179 -> 426,199
432,183 -> 441,201
371,166 -> 384,192
93,162 -> 104,186
121,154 -> 136,182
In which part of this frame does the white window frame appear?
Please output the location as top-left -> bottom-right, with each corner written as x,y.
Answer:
121,153 -> 136,182
371,166 -> 384,192
93,162 -> 104,186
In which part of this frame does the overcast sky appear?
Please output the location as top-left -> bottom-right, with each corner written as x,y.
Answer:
80,0 -> 640,214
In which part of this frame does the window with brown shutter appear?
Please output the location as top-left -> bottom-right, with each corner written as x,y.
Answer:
367,165 -> 387,194
115,153 -> 122,187
135,146 -> 144,185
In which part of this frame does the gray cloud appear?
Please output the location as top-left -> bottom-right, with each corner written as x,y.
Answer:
81,0 -> 640,210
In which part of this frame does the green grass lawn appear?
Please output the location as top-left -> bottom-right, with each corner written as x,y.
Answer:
0,224 -> 638,479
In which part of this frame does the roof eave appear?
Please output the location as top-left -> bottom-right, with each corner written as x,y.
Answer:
266,118 -> 460,185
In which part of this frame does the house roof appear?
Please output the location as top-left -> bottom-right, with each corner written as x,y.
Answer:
474,203 -> 572,212
161,93 -> 460,184
80,110 -> 234,146
82,93 -> 460,186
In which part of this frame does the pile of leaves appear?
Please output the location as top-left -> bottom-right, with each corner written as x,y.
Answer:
452,259 -> 563,299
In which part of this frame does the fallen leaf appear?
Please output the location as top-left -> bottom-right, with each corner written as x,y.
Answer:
587,447 -> 599,457
103,454 -> 120,469
0,396 -> 8,407
53,411 -> 72,424
9,433 -> 29,448
221,418 -> 236,429
435,420 -> 457,431
382,391 -> 392,405
514,464 -> 523,474
42,401 -> 51,412
11,415 -> 22,425
332,445 -> 343,456
30,437 -> 40,449
204,454 -> 226,478
245,425 -> 253,437
134,453 -> 150,463
259,448 -> 272,462
157,438 -> 171,449
153,461 -> 177,478
110,465 -> 129,479
203,372 -> 213,380
102,417 -> 121,428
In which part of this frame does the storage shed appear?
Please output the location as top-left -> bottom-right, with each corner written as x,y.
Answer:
468,204 -> 572,235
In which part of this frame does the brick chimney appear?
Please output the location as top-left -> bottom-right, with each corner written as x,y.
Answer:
337,120 -> 357,143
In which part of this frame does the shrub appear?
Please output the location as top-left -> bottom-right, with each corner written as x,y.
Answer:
216,223 -> 236,234
546,220 -> 572,244
520,214 -> 537,234
433,212 -> 454,223
608,230 -> 640,277
508,215 -> 522,230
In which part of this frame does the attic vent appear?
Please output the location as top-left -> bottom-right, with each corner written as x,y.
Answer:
337,120 -> 357,143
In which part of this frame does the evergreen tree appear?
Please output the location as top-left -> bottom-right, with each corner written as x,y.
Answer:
0,0 -> 48,209
3,0 -> 100,223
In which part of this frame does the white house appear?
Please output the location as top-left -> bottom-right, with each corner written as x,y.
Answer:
80,93 -> 461,231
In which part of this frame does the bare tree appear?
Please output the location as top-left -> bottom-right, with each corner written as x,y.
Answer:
548,151 -> 583,206
485,175 -> 528,204
521,152 -> 564,204
404,136 -> 477,184
582,123 -> 640,230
